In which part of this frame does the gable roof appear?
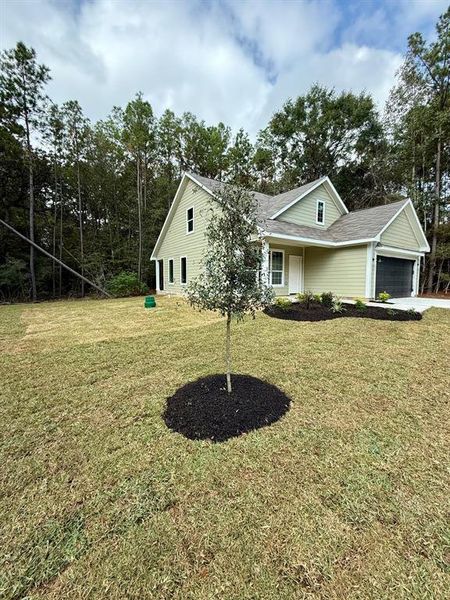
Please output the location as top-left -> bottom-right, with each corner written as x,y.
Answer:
151,172 -> 430,258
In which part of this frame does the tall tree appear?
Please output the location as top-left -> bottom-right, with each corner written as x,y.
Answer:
62,100 -> 90,296
122,93 -> 155,281
257,84 -> 386,209
402,8 -> 450,292
0,42 -> 50,300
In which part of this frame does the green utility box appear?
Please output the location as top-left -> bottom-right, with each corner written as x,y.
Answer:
144,295 -> 156,308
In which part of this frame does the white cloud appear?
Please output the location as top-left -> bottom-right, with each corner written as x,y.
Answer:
1,0 -> 445,137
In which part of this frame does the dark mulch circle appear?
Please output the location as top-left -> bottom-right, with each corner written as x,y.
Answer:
264,302 -> 422,322
163,374 -> 291,442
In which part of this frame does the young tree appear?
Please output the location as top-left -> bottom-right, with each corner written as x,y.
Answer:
185,185 -> 273,393
0,42 -> 50,301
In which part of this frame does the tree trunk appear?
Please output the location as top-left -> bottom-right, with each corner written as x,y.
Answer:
77,161 -> 84,297
427,131 -> 441,293
28,160 -> 37,301
226,313 -> 232,394
52,161 -> 58,298
59,181 -> 63,297
137,157 -> 142,281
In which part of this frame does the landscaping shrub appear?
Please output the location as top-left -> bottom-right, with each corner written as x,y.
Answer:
106,272 -> 148,297
354,298 -> 367,310
296,290 -> 315,308
273,297 -> 292,310
321,291 -> 334,308
331,297 -> 346,313
313,293 -> 322,303
377,291 -> 391,303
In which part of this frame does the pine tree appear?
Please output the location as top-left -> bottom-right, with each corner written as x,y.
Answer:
0,42 -> 50,301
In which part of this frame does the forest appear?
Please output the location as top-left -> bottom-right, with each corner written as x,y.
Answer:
0,8 -> 448,302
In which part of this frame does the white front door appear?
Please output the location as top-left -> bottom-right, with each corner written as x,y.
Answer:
288,255 -> 303,294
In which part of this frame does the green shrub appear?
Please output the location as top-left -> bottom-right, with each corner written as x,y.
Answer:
274,297 -> 292,310
313,293 -> 322,303
106,272 -> 148,298
321,291 -> 334,308
296,290 -> 315,308
377,291 -> 391,303
331,297 -> 346,313
354,298 -> 367,310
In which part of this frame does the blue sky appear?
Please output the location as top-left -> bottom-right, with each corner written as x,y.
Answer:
1,0 -> 447,135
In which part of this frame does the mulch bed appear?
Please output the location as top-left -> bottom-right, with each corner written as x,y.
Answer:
265,302 -> 422,322
163,374 -> 291,442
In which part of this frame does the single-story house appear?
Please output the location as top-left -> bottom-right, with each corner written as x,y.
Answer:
150,172 -> 430,299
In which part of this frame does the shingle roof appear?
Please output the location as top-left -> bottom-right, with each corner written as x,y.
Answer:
187,172 -> 409,244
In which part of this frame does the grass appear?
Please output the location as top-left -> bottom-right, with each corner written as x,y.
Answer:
0,296 -> 449,599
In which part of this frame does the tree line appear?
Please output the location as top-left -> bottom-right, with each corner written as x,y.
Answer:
0,8 -> 448,301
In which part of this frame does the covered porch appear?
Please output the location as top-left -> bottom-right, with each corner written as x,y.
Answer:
261,238 -> 306,297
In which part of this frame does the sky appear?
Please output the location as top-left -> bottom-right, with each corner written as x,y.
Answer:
1,0 -> 447,136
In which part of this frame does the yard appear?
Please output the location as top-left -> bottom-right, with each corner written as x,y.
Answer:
0,297 -> 449,599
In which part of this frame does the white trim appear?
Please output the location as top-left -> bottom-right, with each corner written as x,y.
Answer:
261,239 -> 270,286
186,206 -> 194,235
155,258 -> 160,293
378,199 -> 429,252
316,199 -> 325,226
269,248 -> 285,287
263,231 -> 376,248
180,255 -> 187,285
375,246 -> 425,259
412,257 -> 420,297
270,176 -> 349,220
168,257 -> 174,285
365,242 -> 375,299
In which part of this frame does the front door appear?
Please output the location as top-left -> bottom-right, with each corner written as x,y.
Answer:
288,255 -> 303,294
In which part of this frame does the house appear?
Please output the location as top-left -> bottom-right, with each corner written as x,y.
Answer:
150,172 -> 430,299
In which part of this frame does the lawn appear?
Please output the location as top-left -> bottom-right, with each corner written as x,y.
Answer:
0,297 -> 449,599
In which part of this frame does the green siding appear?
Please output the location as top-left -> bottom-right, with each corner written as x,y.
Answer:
278,185 -> 344,229
304,245 -> 368,297
157,180 -> 211,294
381,208 -> 421,250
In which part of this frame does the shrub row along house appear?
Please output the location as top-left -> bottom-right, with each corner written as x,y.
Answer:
151,173 -> 429,299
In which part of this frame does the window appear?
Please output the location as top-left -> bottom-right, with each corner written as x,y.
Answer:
186,207 -> 194,233
270,250 -> 284,286
180,256 -> 187,284
168,259 -> 174,284
316,200 -> 325,225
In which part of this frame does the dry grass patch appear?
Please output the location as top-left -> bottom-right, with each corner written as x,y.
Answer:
0,296 -> 449,599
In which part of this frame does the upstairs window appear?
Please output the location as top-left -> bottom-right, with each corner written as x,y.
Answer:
186,207 -> 194,233
270,250 -> 284,286
316,200 -> 325,225
168,259 -> 174,284
180,256 -> 187,284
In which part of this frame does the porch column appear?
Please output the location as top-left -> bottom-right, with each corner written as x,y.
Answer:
261,239 -> 270,286
155,259 -> 160,293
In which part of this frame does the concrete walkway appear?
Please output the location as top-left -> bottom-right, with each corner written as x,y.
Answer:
386,296 -> 450,313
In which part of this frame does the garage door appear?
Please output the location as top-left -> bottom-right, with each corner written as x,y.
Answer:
375,256 -> 414,298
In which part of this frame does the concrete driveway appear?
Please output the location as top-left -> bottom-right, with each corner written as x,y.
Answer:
388,297 -> 450,313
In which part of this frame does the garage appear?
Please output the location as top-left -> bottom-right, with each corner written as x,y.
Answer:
375,255 -> 414,298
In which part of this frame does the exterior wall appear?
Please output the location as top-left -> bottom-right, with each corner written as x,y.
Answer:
269,244 -> 304,296
157,180 -> 211,294
381,209 -> 422,251
304,245 -> 368,298
278,185 -> 343,229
